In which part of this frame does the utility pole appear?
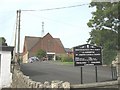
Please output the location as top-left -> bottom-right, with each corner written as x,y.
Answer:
13,10 -> 18,63
17,10 -> 21,65
11,11 -> 18,72
12,10 -> 21,70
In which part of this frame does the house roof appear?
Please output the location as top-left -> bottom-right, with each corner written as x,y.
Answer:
54,38 -> 64,48
24,33 -> 65,52
65,48 -> 73,53
0,46 -> 14,51
25,36 -> 40,51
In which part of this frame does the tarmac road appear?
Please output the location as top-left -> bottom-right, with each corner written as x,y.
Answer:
20,61 -> 117,84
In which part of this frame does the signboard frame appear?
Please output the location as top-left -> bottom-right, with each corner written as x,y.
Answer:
73,44 -> 102,66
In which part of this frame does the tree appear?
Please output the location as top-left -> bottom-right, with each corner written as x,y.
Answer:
0,37 -> 7,46
36,49 -> 46,59
87,2 -> 119,32
87,2 -> 119,64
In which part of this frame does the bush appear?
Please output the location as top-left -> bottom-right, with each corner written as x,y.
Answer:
61,55 -> 73,62
36,49 -> 46,59
56,56 -> 61,61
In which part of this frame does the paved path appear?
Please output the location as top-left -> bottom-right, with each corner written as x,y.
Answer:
20,61 -> 117,84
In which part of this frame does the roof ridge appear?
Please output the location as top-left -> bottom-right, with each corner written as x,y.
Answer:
42,32 -> 53,39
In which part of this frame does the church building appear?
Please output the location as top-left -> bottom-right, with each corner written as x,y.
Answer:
22,33 -> 66,63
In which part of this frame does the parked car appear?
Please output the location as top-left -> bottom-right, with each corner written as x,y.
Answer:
28,56 -> 39,63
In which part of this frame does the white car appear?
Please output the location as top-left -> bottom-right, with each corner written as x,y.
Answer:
28,56 -> 39,63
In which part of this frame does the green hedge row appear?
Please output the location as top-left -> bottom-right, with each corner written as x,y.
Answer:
56,55 -> 73,62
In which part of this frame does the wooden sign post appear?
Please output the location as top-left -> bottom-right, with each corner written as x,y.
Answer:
73,44 -> 102,84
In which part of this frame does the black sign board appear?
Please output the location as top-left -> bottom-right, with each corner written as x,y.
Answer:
73,44 -> 102,66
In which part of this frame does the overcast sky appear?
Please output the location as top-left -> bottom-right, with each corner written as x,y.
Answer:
0,0 -> 96,52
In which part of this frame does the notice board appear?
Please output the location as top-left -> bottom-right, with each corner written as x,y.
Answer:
73,44 -> 102,66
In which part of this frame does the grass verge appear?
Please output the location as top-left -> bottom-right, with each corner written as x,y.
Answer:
62,61 -> 74,65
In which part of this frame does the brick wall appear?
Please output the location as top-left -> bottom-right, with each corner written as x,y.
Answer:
11,69 -> 70,89
30,33 -> 66,56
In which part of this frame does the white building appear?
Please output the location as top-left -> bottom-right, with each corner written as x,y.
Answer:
0,46 -> 14,88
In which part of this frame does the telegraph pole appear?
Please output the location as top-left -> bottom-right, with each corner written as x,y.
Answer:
13,10 -> 18,63
11,11 -> 18,72
12,10 -> 21,70
17,10 -> 21,65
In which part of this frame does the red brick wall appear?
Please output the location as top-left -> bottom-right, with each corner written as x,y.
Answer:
30,33 -> 65,57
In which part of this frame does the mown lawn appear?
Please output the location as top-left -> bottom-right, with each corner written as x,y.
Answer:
62,61 -> 74,65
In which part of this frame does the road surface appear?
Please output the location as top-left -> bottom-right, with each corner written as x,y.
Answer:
20,61 -> 117,84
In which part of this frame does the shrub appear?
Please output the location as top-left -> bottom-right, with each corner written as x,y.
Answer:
56,56 -> 61,61
36,49 -> 46,59
61,55 -> 73,62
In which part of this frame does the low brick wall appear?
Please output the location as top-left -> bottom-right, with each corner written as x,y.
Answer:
11,69 -> 70,89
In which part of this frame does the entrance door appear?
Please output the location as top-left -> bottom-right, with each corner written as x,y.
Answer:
47,54 -> 54,60
47,52 -> 55,60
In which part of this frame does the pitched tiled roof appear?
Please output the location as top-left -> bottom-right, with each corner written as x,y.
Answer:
54,38 -> 64,48
65,48 -> 72,53
25,36 -> 40,51
24,33 -> 65,53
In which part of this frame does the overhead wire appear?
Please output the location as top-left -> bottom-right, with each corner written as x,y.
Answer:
21,3 -> 89,11
18,3 -> 89,29
24,11 -> 82,29
21,3 -> 89,29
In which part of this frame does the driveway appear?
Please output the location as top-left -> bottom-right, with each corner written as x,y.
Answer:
20,61 -> 117,84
